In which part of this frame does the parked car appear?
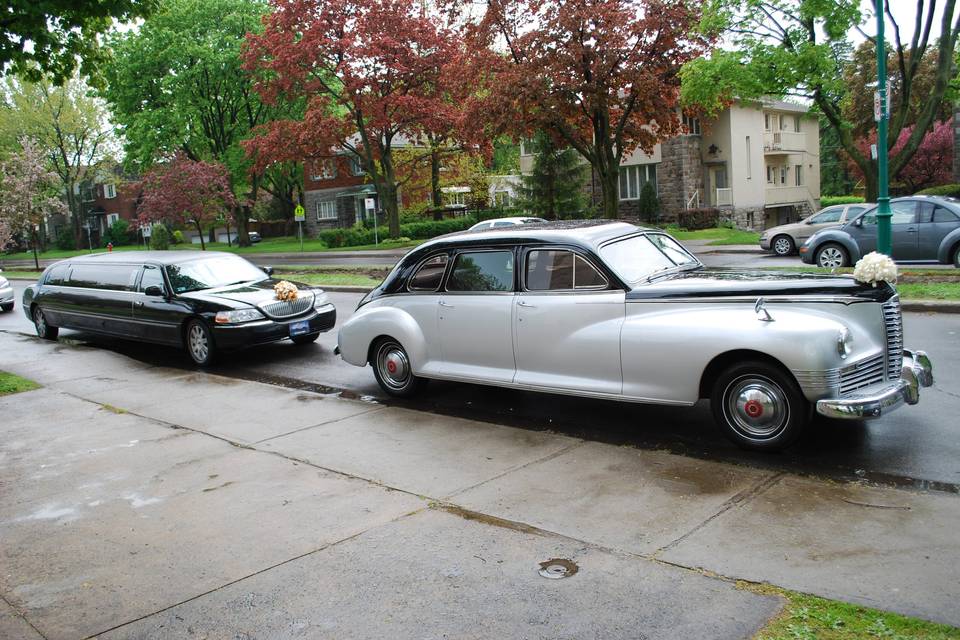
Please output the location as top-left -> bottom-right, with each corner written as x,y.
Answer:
248,231 -> 262,243
337,220 -> 933,451
800,196 -> 960,268
468,217 -> 548,231
759,202 -> 871,256
0,269 -> 13,312
21,251 -> 336,365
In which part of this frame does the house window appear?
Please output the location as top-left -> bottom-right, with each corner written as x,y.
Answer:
104,184 -> 117,199
310,159 -> 336,181
316,200 -> 337,220
764,114 -> 771,131
448,191 -> 466,206
682,114 -> 701,135
780,166 -> 787,184
766,165 -> 773,184
493,190 -> 513,207
107,213 -> 119,226
519,138 -> 533,156
618,164 -> 658,200
779,114 -> 786,130
794,115 -> 801,133
745,136 -> 751,179
349,156 -> 364,176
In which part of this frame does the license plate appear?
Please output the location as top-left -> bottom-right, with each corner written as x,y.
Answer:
289,320 -> 310,337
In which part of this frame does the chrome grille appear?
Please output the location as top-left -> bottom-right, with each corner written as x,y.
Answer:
840,353 -> 885,396
258,291 -> 315,319
883,296 -> 903,380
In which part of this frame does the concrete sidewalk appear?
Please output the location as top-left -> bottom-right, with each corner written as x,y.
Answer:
1,332 -> 958,639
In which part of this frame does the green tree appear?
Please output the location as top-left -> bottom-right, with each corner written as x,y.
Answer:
680,0 -> 960,202
820,119 -> 856,197
638,181 -> 659,222
102,0 -> 303,246
518,132 -> 586,220
0,1 -> 157,86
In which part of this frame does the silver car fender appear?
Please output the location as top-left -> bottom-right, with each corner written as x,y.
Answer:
338,304 -> 429,370
620,302 -> 858,404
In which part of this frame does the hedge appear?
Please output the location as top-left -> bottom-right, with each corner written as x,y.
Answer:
316,217 -> 477,248
676,208 -> 720,230
820,195 -> 865,206
915,184 -> 960,198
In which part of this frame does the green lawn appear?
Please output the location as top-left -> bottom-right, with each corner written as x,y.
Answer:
278,272 -> 384,287
0,371 -> 40,396
668,227 -> 762,245
748,583 -> 960,640
0,270 -> 44,280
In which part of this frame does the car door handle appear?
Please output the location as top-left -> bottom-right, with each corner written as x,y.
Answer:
439,301 -> 455,308
905,228 -> 917,233
517,300 -> 536,308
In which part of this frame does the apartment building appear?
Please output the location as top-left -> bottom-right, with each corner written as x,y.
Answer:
519,99 -> 821,230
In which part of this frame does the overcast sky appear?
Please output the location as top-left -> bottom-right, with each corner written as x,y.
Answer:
854,1 -> 959,44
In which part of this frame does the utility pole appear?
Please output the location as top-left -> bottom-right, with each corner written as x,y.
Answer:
875,0 -> 892,255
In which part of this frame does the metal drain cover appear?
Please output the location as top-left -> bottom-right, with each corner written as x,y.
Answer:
538,558 -> 578,579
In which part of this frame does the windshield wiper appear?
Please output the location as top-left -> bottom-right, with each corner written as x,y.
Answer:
645,262 -> 701,283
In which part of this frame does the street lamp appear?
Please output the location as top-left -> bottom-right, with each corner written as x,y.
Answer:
875,0 -> 892,255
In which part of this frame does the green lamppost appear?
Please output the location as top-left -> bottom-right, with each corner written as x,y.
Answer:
875,0 -> 892,255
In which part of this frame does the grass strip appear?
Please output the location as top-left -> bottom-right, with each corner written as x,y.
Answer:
0,371 -> 40,396
745,583 -> 960,640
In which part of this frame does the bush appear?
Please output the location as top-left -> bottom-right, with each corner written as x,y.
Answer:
149,224 -> 170,250
56,228 -> 76,250
637,181 -> 659,222
820,195 -> 865,206
102,219 -> 131,246
172,230 -> 185,245
676,208 -> 720,230
316,216 -> 476,248
915,184 -> 960,198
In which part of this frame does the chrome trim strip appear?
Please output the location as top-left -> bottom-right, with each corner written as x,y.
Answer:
626,295 -> 874,305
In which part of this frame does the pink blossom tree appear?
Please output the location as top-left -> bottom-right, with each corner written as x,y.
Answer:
138,155 -> 238,250
847,120 -> 954,194
0,219 -> 12,252
0,138 -> 68,268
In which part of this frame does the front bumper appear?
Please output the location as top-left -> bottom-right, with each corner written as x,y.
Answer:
816,349 -> 933,419
798,244 -> 815,264
759,237 -> 771,251
0,284 -> 13,305
212,304 -> 336,350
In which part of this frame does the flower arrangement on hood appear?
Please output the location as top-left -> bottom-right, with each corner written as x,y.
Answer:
273,280 -> 299,301
852,252 -> 898,286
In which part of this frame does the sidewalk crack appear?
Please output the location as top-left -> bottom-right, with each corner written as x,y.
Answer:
250,405 -> 387,445
0,592 -> 49,640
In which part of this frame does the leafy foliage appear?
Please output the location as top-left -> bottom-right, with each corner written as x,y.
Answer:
916,184 -> 960,198
55,228 -> 76,251
845,120 -> 954,193
316,217 -> 476,248
638,181 -> 660,222
103,219 -> 132,246
820,196 -> 865,206
149,224 -> 171,250
517,132 -> 586,220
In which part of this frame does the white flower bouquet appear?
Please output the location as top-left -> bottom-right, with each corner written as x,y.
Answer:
852,251 -> 898,286
274,280 -> 299,301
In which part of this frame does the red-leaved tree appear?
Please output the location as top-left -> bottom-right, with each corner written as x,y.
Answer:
846,120 -> 954,194
138,155 -> 238,250
0,219 -> 13,252
452,0 -> 711,218
243,0 -> 466,237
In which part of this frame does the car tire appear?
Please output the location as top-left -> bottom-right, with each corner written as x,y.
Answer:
815,242 -> 849,268
185,319 -> 216,366
0,302 -> 12,313
952,243 -> 960,268
33,306 -> 58,340
772,235 -> 795,256
371,337 -> 426,398
711,361 -> 807,452
291,332 -> 320,345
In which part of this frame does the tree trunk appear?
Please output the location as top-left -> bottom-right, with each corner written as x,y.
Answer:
862,166 -> 878,203
32,228 -> 39,270
380,152 -> 401,238
66,187 -> 82,248
195,221 -> 206,251
597,167 -> 619,219
430,149 -> 442,208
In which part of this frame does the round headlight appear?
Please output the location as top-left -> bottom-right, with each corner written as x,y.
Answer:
837,327 -> 853,359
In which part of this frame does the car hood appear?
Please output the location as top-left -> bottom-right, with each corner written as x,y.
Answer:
180,278 -> 315,308
626,268 -> 894,303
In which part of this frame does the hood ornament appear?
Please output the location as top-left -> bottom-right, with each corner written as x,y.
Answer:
755,297 -> 774,322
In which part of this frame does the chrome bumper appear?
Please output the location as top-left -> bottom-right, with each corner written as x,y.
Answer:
816,349 -> 933,419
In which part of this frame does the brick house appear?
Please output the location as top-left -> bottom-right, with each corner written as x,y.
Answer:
84,178 -> 142,240
301,154 -> 384,236
520,99 -> 822,230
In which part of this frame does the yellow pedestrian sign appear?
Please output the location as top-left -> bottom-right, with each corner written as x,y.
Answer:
294,204 -> 305,222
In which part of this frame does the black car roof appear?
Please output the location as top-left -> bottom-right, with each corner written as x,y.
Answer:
55,250 -> 239,267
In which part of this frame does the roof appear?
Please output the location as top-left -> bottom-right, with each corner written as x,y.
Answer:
58,250 -> 237,266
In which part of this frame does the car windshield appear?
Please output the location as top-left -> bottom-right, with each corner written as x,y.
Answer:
600,233 -> 699,283
165,256 -> 268,294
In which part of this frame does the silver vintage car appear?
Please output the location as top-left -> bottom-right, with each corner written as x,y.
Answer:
337,221 -> 933,451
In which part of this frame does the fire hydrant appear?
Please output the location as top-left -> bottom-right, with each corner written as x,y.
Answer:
107,242 -> 113,252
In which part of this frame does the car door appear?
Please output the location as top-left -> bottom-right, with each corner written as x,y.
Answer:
514,248 -> 624,395
36,263 -> 72,327
393,253 -> 448,376
64,263 -> 138,336
918,202 -> 960,260
132,264 -> 190,345
890,200 -> 920,260
437,249 -> 516,383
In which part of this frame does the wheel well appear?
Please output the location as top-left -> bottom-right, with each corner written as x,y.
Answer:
949,239 -> 960,264
367,334 -> 395,365
698,350 -> 799,399
773,233 -> 793,244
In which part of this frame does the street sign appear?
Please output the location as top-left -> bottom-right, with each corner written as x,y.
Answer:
873,90 -> 891,122
142,225 -> 152,238
364,197 -> 375,211
294,204 -> 305,222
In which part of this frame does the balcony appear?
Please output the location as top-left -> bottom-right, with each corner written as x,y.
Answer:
765,185 -> 810,206
763,131 -> 806,154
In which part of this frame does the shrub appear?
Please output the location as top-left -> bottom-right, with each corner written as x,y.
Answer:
677,208 -> 720,230
637,181 -> 659,222
102,219 -> 131,246
56,228 -> 76,250
172,230 -> 185,245
820,195 -> 865,206
315,216 -> 476,248
149,224 -> 170,250
915,183 -> 960,198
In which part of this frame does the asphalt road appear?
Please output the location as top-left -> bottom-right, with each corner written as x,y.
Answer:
3,282 -> 958,492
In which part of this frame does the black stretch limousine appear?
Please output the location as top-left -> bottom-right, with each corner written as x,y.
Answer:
22,251 -> 336,365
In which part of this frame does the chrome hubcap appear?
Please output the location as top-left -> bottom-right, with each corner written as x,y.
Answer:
773,238 -> 792,255
818,247 -> 844,268
189,324 -> 209,362
377,344 -> 410,390
725,376 -> 789,439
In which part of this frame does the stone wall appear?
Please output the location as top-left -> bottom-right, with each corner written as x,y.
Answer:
657,135 -> 704,222
718,200 -> 815,232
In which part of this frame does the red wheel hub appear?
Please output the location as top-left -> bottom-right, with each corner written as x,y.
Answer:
744,400 -> 764,418
387,360 -> 397,373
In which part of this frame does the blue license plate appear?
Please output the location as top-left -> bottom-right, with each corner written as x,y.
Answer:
289,320 -> 310,337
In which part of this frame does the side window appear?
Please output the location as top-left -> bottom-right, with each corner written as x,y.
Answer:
890,201 -> 917,224
69,264 -> 137,291
139,265 -> 165,292
492,221 -> 514,228
575,255 -> 607,288
811,207 -> 842,224
472,222 -> 491,230
861,209 -> 877,225
407,255 -> 448,292
45,264 -> 69,285
447,251 -> 514,292
526,250 -> 574,290
845,206 -> 865,218
933,206 -> 959,223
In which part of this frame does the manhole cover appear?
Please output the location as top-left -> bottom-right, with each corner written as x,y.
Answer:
538,558 -> 579,579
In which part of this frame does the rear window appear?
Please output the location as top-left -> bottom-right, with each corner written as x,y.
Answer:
68,264 -> 138,291
44,264 -> 70,286
408,255 -> 448,292
447,251 -> 514,292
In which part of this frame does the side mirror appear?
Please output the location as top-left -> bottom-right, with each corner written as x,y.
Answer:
262,266 -> 274,276
854,218 -> 863,227
144,285 -> 164,297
